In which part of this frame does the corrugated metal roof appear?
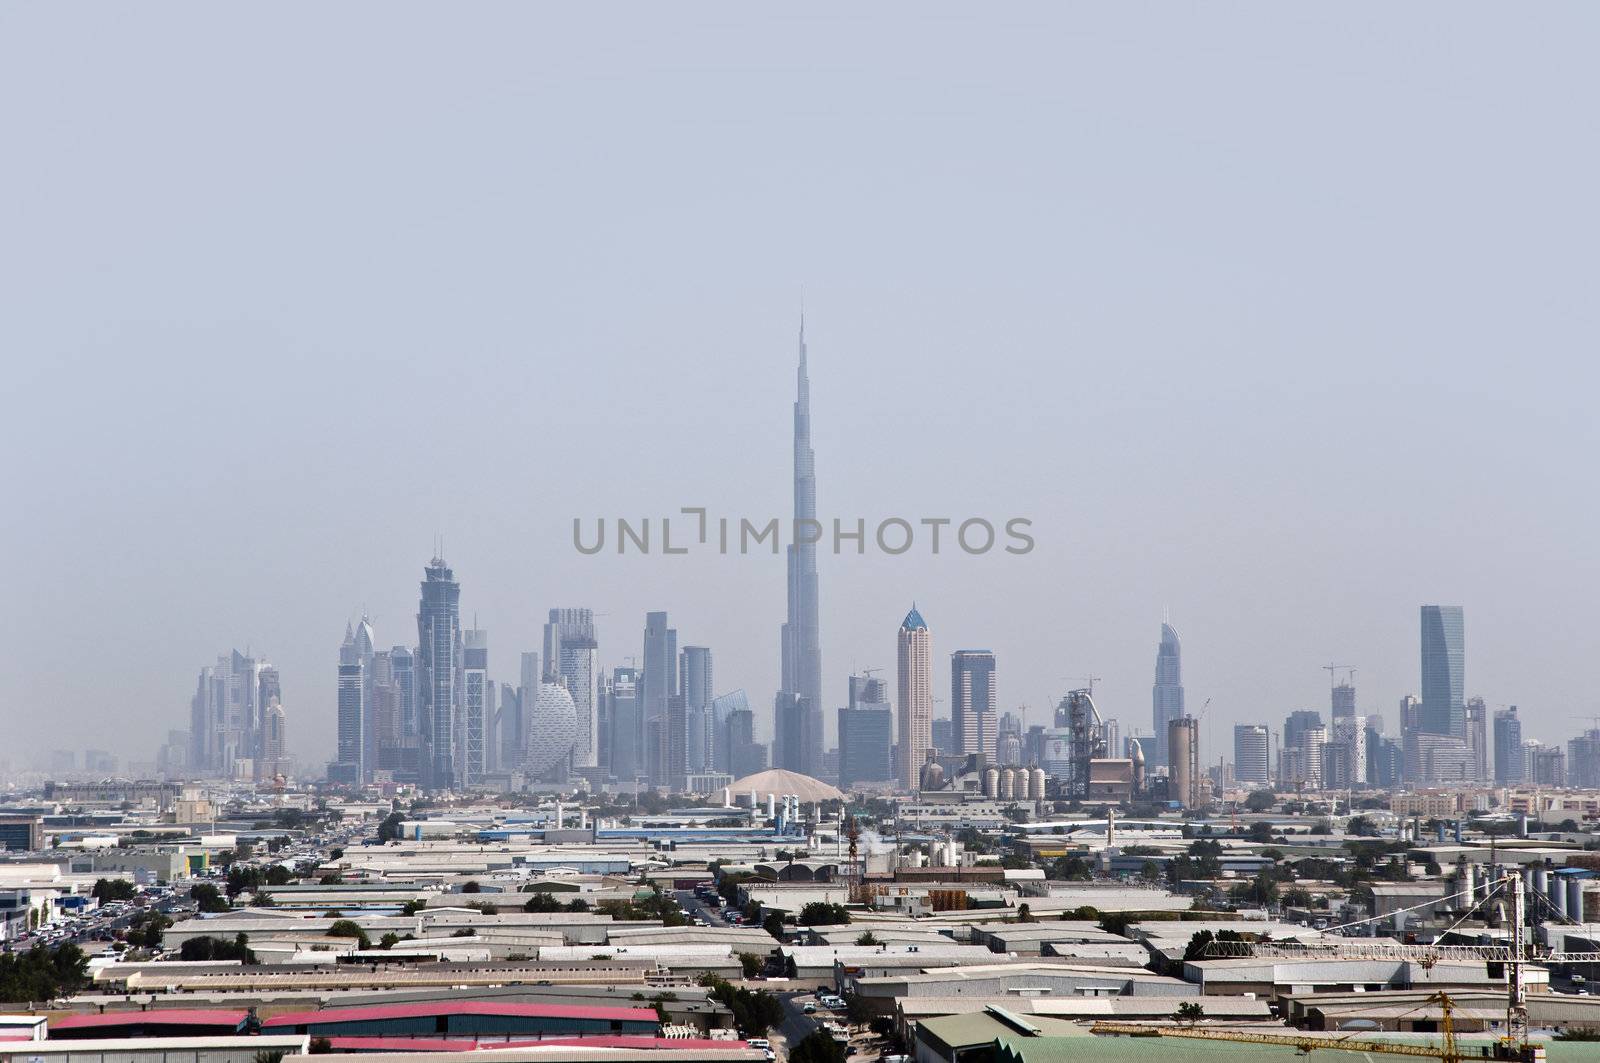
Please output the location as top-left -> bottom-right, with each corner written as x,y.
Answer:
264,1001 -> 656,1027
52,1009 -> 247,1029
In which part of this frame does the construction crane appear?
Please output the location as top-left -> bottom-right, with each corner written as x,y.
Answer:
1092,992 -> 1466,1063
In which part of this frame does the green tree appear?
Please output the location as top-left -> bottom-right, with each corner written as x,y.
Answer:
1175,1001 -> 1205,1023
798,902 -> 850,926
326,919 -> 371,949
376,812 -> 406,843
179,934 -> 257,964
789,1030 -> 847,1063
379,933 -> 400,949
401,899 -> 427,915
855,931 -> 881,946
1016,903 -> 1035,922
1244,791 -> 1276,813
91,878 -> 137,903
0,944 -> 90,1003
190,883 -> 229,912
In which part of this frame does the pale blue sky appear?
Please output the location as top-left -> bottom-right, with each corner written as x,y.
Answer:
2,4 -> 1597,768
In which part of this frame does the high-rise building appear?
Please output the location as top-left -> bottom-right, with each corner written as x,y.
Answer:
417,556 -> 462,789
188,649 -> 275,778
1419,605 -> 1466,737
681,646 -> 714,773
950,651 -> 998,764
545,609 -> 599,769
641,612 -> 677,785
931,717 -> 952,754
1282,709 -> 1325,788
777,318 -> 824,781
710,689 -> 747,775
334,654 -> 364,786
996,710 -> 1024,766
896,606 -> 933,790
462,629 -> 490,785
1493,706 -> 1523,784
838,673 -> 893,789
1151,622 -> 1185,766
1233,724 -> 1270,785
726,704 -> 767,778
259,700 -> 287,778
1465,696 -> 1488,781
1569,729 -> 1600,788
1331,680 -> 1357,720
1527,742 -> 1566,787
604,666 -> 641,781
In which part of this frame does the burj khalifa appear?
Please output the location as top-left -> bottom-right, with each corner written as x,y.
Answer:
776,319 -> 823,776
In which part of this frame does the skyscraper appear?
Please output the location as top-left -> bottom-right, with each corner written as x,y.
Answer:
545,609 -> 599,769
681,646 -> 713,773
1465,696 -> 1488,781
417,556 -> 462,789
1151,622 -> 1185,766
896,605 -> 932,790
839,673 -> 893,789
1493,706 -> 1523,784
604,666 -> 641,782
462,629 -> 490,785
950,650 -> 998,763
1419,605 -> 1465,737
642,612 -> 677,784
777,319 -> 823,778
1233,724 -> 1270,785
334,634 -> 364,786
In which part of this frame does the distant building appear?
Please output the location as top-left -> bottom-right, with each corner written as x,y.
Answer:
462,629 -> 490,785
1465,696 -> 1488,781
546,609 -> 600,769
896,606 -> 933,790
641,612 -> 677,785
1569,729 -> 1600,788
838,674 -> 893,789
931,717 -> 952,754
950,650 -> 997,764
681,646 -> 714,774
1493,706 -> 1523,783
1419,605 -> 1465,737
603,666 -> 641,781
416,556 -> 462,789
777,319 -> 824,782
1233,724 -> 1270,785
1151,622 -> 1185,766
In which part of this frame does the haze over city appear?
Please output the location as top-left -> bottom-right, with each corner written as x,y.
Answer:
4,3 -> 1599,770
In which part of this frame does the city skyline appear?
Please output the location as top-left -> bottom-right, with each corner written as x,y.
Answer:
5,6 -> 1600,772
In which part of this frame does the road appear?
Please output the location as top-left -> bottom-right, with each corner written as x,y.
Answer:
771,991 -> 819,1060
675,889 -> 731,927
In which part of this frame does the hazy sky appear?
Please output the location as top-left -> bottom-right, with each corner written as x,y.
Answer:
4,4 -> 1598,771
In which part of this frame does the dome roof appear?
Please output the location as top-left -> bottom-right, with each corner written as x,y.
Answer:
728,768 -> 844,803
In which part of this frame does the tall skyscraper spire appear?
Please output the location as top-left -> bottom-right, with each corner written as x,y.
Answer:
776,317 -> 823,776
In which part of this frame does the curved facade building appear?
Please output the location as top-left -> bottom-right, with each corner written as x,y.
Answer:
526,682 -> 578,779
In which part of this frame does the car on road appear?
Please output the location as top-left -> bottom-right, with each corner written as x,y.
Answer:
802,1003 -> 816,1014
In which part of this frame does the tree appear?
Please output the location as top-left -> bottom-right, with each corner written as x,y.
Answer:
378,933 -> 400,950
524,892 -> 562,913
326,919 -> 371,949
308,1038 -> 333,1055
763,913 -> 786,939
461,881 -> 482,893
856,931 -> 881,946
0,944 -> 89,1003
1244,791 -> 1276,813
190,883 -> 229,912
253,1052 -> 286,1063
401,899 -> 428,915
1175,1001 -> 1205,1023
1139,860 -> 1162,883
179,934 -> 256,964
700,975 -> 783,1036
738,952 -> 764,978
1347,816 -> 1380,837
376,812 -> 406,843
91,878 -> 137,903
789,1030 -> 847,1063
798,902 -> 850,926
1049,855 -> 1093,881
1247,822 -> 1275,844
1016,903 -> 1035,923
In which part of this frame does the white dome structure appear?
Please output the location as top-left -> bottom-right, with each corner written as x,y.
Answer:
526,682 -> 577,777
728,768 -> 843,803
